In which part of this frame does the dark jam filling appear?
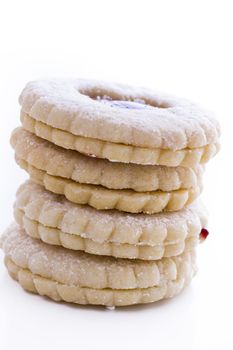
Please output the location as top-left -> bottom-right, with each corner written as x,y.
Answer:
199,228 -> 209,242
95,97 -> 154,110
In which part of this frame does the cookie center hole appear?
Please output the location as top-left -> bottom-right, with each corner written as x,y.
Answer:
80,89 -> 169,109
95,97 -> 154,110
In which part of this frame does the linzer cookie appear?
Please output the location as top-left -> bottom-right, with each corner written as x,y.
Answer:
14,181 -> 207,260
1,224 -> 197,306
11,128 -> 202,214
19,79 -> 220,167
11,127 -> 203,192
0,78 -> 220,308
15,157 -> 201,213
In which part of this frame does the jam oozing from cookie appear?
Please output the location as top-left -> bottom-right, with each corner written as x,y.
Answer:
95,96 -> 154,110
199,228 -> 209,242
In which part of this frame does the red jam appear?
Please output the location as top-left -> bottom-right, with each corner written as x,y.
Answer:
199,228 -> 209,242
96,98 -> 153,110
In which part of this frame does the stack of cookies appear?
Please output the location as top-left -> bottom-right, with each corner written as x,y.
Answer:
1,79 -> 220,307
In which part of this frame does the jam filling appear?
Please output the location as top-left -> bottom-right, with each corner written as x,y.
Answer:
95,96 -> 154,110
199,228 -> 209,242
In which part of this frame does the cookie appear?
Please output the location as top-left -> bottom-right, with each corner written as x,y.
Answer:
19,79 -> 220,166
15,208 -> 199,260
1,224 -> 197,306
11,127 -> 203,192
14,181 -> 207,260
21,112 -> 219,167
16,157 -> 201,213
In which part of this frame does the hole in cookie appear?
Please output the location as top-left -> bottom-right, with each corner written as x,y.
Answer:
80,88 -> 169,109
94,97 -> 155,110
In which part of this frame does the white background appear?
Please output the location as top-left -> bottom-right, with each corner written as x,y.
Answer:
0,1 -> 232,349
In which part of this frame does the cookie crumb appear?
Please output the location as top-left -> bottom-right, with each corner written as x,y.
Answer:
106,306 -> 115,310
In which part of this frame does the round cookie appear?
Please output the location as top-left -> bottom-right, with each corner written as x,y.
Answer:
15,157 -> 201,213
14,181 -> 207,260
12,128 -> 202,214
11,127 -> 203,192
1,224 -> 197,306
19,79 -> 220,166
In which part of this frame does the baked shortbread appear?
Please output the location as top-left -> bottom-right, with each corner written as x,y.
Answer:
15,157 -> 201,214
14,181 -> 207,260
11,127 -> 203,192
1,224 -> 197,306
12,129 -> 202,214
19,79 -> 220,167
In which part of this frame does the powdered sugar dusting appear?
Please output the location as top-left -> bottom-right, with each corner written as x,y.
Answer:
11,127 -> 202,192
17,180 -> 206,231
19,79 -> 220,150
1,223 -> 194,289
